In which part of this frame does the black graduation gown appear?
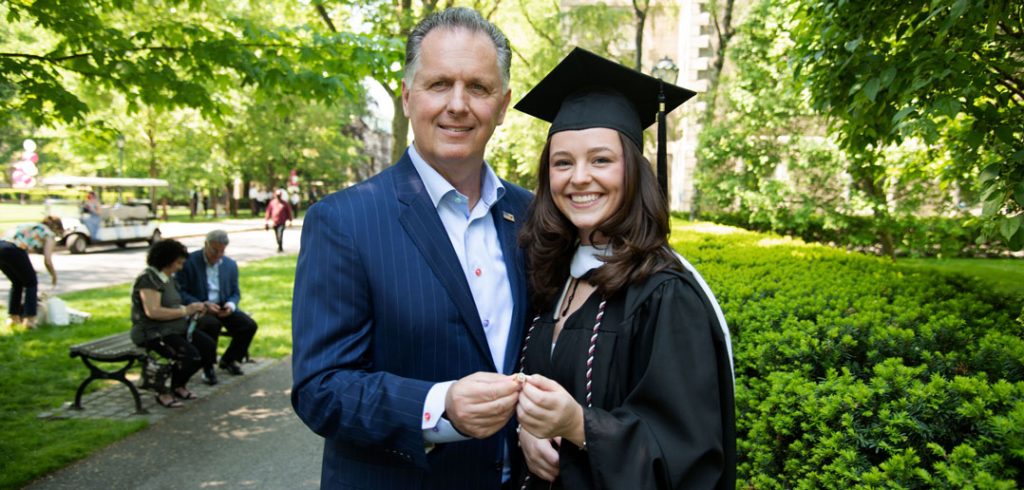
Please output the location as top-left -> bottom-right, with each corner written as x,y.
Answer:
516,270 -> 736,490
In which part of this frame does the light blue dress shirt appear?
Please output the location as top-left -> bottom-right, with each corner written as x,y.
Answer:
204,255 -> 235,311
407,146 -> 515,452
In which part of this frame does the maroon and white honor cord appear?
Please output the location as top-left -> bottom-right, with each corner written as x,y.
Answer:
517,299 -> 607,489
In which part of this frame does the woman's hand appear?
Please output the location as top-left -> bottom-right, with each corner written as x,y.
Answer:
185,302 -> 206,316
520,428 -> 560,482
517,374 -> 586,447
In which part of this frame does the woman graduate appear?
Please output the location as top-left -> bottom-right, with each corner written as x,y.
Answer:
513,48 -> 736,489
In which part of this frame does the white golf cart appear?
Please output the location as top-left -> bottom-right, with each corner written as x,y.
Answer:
41,176 -> 168,254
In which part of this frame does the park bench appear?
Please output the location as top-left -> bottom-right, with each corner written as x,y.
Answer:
69,332 -> 171,415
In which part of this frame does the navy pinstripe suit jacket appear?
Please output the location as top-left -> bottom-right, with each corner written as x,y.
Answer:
291,151 -> 532,490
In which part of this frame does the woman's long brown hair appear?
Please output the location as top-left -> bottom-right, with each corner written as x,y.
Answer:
519,131 -> 681,313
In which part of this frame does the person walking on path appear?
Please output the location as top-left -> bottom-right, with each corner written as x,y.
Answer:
264,189 -> 293,252
176,230 -> 259,384
1,216 -> 62,328
291,7 -> 532,490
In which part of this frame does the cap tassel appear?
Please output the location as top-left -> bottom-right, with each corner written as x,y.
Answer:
656,81 -> 668,204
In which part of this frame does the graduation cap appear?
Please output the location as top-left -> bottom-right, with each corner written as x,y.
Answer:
514,47 -> 696,200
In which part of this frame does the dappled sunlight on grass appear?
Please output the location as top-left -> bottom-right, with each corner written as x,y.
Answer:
685,221 -> 745,235
756,236 -> 802,248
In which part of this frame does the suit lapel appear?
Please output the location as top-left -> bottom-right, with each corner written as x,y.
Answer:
394,154 -> 495,370
492,195 -> 527,374
218,262 -> 228,300
196,256 -> 209,300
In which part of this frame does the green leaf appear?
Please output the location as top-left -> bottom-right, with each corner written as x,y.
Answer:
982,193 -> 1004,217
892,107 -> 914,124
1000,215 -> 1022,241
979,164 -> 1000,183
932,95 -> 960,119
864,78 -> 881,102
1010,150 -> 1024,164
844,38 -> 862,52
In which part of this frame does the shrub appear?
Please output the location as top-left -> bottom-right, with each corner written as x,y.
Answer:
698,210 -> 1013,258
670,221 -> 1024,488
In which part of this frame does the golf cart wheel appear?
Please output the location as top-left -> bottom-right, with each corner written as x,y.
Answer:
149,229 -> 162,245
67,234 -> 88,254
116,242 -> 127,249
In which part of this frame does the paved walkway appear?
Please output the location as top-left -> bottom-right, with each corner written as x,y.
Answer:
27,357 -> 324,489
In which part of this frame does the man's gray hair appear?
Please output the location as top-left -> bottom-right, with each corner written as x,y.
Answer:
403,7 -> 511,91
206,229 -> 229,246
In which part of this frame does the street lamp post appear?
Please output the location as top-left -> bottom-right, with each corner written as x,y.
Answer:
116,134 -> 125,202
651,56 -> 679,204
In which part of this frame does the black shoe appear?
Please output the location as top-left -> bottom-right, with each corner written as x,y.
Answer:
219,360 -> 244,376
202,367 -> 219,386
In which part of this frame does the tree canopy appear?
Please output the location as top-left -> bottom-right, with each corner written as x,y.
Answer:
0,0 -> 396,127
789,0 -> 1024,248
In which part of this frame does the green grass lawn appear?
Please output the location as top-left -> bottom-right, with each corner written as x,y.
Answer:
0,254 -> 296,489
896,257 -> 1024,299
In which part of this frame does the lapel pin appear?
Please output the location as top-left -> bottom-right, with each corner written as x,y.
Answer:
502,212 -> 515,222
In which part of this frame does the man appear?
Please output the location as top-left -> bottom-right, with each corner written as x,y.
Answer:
291,7 -> 532,490
176,230 -> 258,383
264,189 -> 293,252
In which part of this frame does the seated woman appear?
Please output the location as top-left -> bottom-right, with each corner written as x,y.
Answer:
513,48 -> 736,489
130,239 -> 215,408
1,216 -> 62,328
80,191 -> 102,238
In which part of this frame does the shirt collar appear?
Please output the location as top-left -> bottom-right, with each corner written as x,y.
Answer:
570,244 -> 614,278
146,266 -> 170,283
204,253 -> 220,268
408,145 -> 506,209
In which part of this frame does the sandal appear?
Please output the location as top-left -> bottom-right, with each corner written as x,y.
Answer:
173,387 -> 198,400
155,394 -> 183,408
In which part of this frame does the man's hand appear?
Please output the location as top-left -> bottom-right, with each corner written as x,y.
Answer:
444,372 -> 522,439
216,304 -> 232,318
520,428 -> 560,482
204,302 -> 222,315
517,374 -> 585,445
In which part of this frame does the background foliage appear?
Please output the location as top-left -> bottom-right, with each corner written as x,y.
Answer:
671,222 -> 1024,488
696,0 -> 1024,255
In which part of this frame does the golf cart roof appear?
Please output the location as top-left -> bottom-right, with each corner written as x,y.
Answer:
41,176 -> 169,188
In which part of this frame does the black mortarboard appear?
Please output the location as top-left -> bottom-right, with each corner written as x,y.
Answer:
513,47 -> 696,150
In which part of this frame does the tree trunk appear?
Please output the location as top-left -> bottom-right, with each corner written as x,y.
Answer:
703,0 -> 736,123
633,0 -> 649,71
390,92 -> 409,165
852,161 -> 895,258
145,118 -> 158,208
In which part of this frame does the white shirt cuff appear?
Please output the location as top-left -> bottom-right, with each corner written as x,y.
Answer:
224,302 -> 236,312
422,381 -> 470,444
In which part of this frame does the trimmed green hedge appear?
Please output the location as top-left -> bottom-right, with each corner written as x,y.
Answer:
670,222 -> 1024,488
699,210 -> 1012,258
